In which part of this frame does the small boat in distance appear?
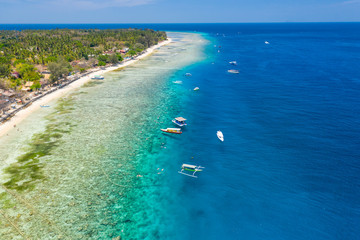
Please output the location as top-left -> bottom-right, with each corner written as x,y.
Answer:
178,164 -> 204,178
172,117 -> 187,127
40,105 -> 50,108
161,128 -> 182,134
91,75 -> 104,80
194,87 -> 199,91
228,69 -> 239,74
185,73 -> 192,77
229,61 -> 237,65
217,131 -> 224,142
173,80 -> 183,84
265,41 -> 270,45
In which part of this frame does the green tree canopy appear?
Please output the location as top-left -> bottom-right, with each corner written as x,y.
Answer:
98,61 -> 106,66
16,63 -> 37,79
109,54 -> 119,64
30,81 -> 41,90
98,55 -> 108,63
117,54 -> 123,62
133,43 -> 145,51
0,57 -> 11,64
23,71 -> 41,82
13,59 -> 26,66
48,57 -> 70,83
0,64 -> 11,78
128,50 -> 137,56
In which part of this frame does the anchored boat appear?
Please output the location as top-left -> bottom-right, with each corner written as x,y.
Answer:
91,75 -> 104,80
178,164 -> 204,178
217,130 -> 224,142
194,87 -> 199,91
228,69 -> 239,74
161,128 -> 182,134
172,117 -> 187,127
185,73 -> 192,77
229,61 -> 237,65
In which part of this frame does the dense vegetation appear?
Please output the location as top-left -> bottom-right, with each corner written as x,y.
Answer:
0,28 -> 167,88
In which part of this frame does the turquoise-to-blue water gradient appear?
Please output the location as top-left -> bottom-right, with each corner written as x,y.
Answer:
166,23 -> 360,240
3,23 -> 360,239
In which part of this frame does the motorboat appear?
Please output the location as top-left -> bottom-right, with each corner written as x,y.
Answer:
194,87 -> 199,91
91,75 -> 104,80
173,80 -> 183,84
161,128 -> 182,134
185,73 -> 192,77
172,117 -> 187,127
229,61 -> 237,65
265,41 -> 270,44
217,131 -> 224,142
228,69 -> 239,74
178,164 -> 204,178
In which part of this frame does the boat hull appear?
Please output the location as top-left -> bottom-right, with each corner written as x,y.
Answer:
161,129 -> 182,134
217,131 -> 224,141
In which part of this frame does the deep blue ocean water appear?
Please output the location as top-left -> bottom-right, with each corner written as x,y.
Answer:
2,23 -> 360,239
160,23 -> 360,240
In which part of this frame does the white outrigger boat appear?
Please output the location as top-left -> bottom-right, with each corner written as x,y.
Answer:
229,61 -> 237,65
178,164 -> 204,178
161,128 -> 182,134
217,130 -> 224,142
228,69 -> 239,74
91,75 -> 104,80
172,117 -> 187,127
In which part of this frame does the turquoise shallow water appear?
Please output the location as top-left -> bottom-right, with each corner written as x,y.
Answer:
0,32 -> 207,239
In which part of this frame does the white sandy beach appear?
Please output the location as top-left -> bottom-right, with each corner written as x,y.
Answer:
0,38 -> 172,137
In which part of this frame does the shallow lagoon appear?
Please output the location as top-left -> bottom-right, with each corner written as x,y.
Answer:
0,32 -> 207,239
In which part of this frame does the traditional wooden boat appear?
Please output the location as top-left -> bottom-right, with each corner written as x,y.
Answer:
161,128 -> 182,134
172,117 -> 187,127
91,75 -> 104,80
178,164 -> 204,178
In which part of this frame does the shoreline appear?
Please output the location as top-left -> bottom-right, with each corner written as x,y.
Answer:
0,38 -> 172,137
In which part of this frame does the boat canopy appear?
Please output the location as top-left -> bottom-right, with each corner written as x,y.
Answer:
168,128 -> 181,131
175,117 -> 187,122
